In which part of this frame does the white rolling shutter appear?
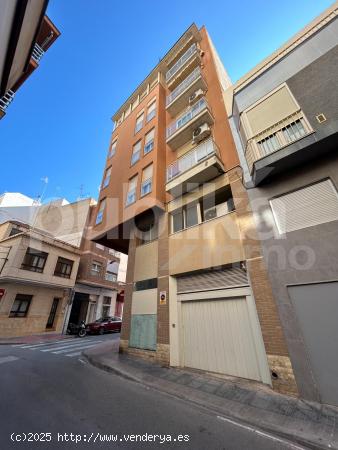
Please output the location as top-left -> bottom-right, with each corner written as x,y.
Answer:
270,179 -> 338,234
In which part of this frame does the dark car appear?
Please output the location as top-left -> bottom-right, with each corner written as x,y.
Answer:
86,316 -> 122,335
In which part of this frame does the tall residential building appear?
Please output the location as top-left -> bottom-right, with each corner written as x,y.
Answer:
91,25 -> 298,396
225,4 -> 338,407
0,0 -> 60,119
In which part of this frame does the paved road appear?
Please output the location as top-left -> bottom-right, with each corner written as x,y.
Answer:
0,334 -> 305,450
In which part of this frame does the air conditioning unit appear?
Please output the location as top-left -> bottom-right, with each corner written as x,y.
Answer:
193,123 -> 211,143
204,207 -> 217,220
189,89 -> 204,105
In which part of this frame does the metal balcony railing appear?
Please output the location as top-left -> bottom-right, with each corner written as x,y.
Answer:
166,98 -> 207,139
245,111 -> 313,170
31,43 -> 44,63
166,67 -> 201,106
166,43 -> 198,82
0,90 -> 15,112
166,138 -> 218,182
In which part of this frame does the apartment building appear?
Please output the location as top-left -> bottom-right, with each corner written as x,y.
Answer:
225,5 -> 338,406
0,196 -> 125,336
91,24 -> 299,395
0,221 -> 80,337
0,0 -> 60,119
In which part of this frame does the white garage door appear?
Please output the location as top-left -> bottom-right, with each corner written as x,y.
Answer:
181,297 -> 263,381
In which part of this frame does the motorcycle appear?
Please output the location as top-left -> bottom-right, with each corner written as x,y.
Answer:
67,320 -> 87,338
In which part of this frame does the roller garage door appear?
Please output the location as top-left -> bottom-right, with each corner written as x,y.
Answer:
180,294 -> 267,382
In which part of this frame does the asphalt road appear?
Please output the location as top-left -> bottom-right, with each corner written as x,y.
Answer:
0,334 -> 304,450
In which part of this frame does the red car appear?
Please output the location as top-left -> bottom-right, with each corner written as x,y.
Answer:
86,316 -> 122,335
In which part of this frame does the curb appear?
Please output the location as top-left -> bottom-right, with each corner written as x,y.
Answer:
82,352 -> 332,450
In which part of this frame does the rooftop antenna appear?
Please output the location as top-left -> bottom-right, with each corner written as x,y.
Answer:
77,184 -> 90,201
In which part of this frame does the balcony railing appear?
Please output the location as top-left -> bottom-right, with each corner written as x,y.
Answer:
166,98 -> 207,140
166,138 -> 218,182
166,67 -> 201,106
245,111 -> 313,171
0,90 -> 15,113
166,43 -> 198,82
31,43 -> 44,63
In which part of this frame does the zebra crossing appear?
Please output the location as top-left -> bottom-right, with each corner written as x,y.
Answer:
12,338 -> 103,358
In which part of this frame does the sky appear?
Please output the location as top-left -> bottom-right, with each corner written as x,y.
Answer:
0,0 -> 334,204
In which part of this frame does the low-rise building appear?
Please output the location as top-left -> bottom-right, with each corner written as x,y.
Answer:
0,221 -> 80,337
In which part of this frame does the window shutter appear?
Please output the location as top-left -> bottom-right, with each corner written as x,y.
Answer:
270,179 -> 338,234
129,175 -> 138,190
142,164 -> 153,181
145,128 -> 155,143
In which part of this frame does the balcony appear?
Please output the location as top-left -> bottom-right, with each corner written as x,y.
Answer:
245,111 -> 315,185
31,43 -> 44,64
166,138 -> 224,197
0,90 -> 15,118
166,98 -> 214,150
166,67 -> 207,117
165,43 -> 201,90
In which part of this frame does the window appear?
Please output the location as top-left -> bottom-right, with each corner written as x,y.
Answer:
131,141 -> 141,165
141,164 -> 153,197
146,101 -> 156,122
186,203 -> 199,227
135,112 -> 144,134
126,175 -> 138,206
96,199 -> 106,224
21,247 -> 48,273
102,296 -> 111,318
282,119 -> 307,143
257,133 -> 280,155
109,140 -> 117,158
9,294 -> 32,318
134,278 -> 158,291
270,179 -> 338,234
144,128 -> 155,155
91,261 -> 102,276
54,257 -> 74,278
105,271 -> 117,282
172,210 -> 184,233
102,167 -> 111,189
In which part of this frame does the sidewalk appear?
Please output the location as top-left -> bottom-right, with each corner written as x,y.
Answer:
83,340 -> 338,450
0,332 -> 73,345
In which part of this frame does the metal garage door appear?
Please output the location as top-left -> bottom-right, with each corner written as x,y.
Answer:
181,297 -> 263,381
288,282 -> 338,407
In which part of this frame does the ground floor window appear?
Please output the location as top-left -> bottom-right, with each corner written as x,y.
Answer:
9,294 -> 32,318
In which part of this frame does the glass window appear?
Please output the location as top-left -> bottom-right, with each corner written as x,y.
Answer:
282,119 -> 307,143
109,140 -> 117,158
91,261 -> 102,276
146,101 -> 156,122
172,210 -> 184,233
102,167 -> 111,189
131,141 -> 141,165
141,164 -> 153,197
54,257 -> 74,278
144,128 -> 155,155
258,134 -> 280,155
134,278 -> 158,291
126,176 -> 138,206
135,113 -> 144,134
9,294 -> 32,318
21,248 -> 48,273
96,198 -> 106,224
186,204 -> 198,227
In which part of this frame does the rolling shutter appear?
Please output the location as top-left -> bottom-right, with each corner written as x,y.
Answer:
270,179 -> 338,234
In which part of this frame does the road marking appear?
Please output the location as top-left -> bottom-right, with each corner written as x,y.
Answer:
78,358 -> 88,364
40,339 -> 99,352
67,352 -> 82,357
52,342 -> 102,354
0,356 -> 19,364
216,416 -> 306,450
17,339 -> 74,349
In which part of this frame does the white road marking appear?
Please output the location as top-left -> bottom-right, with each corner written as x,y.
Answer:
0,356 -> 19,364
78,358 -> 88,364
18,340 -> 75,349
40,339 -> 99,352
52,342 -> 102,354
67,352 -> 82,357
216,416 -> 306,450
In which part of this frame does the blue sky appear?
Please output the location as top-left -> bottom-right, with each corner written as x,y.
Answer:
0,0 -> 333,203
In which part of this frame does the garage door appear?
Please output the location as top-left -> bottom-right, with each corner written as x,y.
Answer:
181,297 -> 263,381
288,282 -> 338,407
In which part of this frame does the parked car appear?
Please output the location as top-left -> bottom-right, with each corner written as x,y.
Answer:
86,316 -> 121,335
